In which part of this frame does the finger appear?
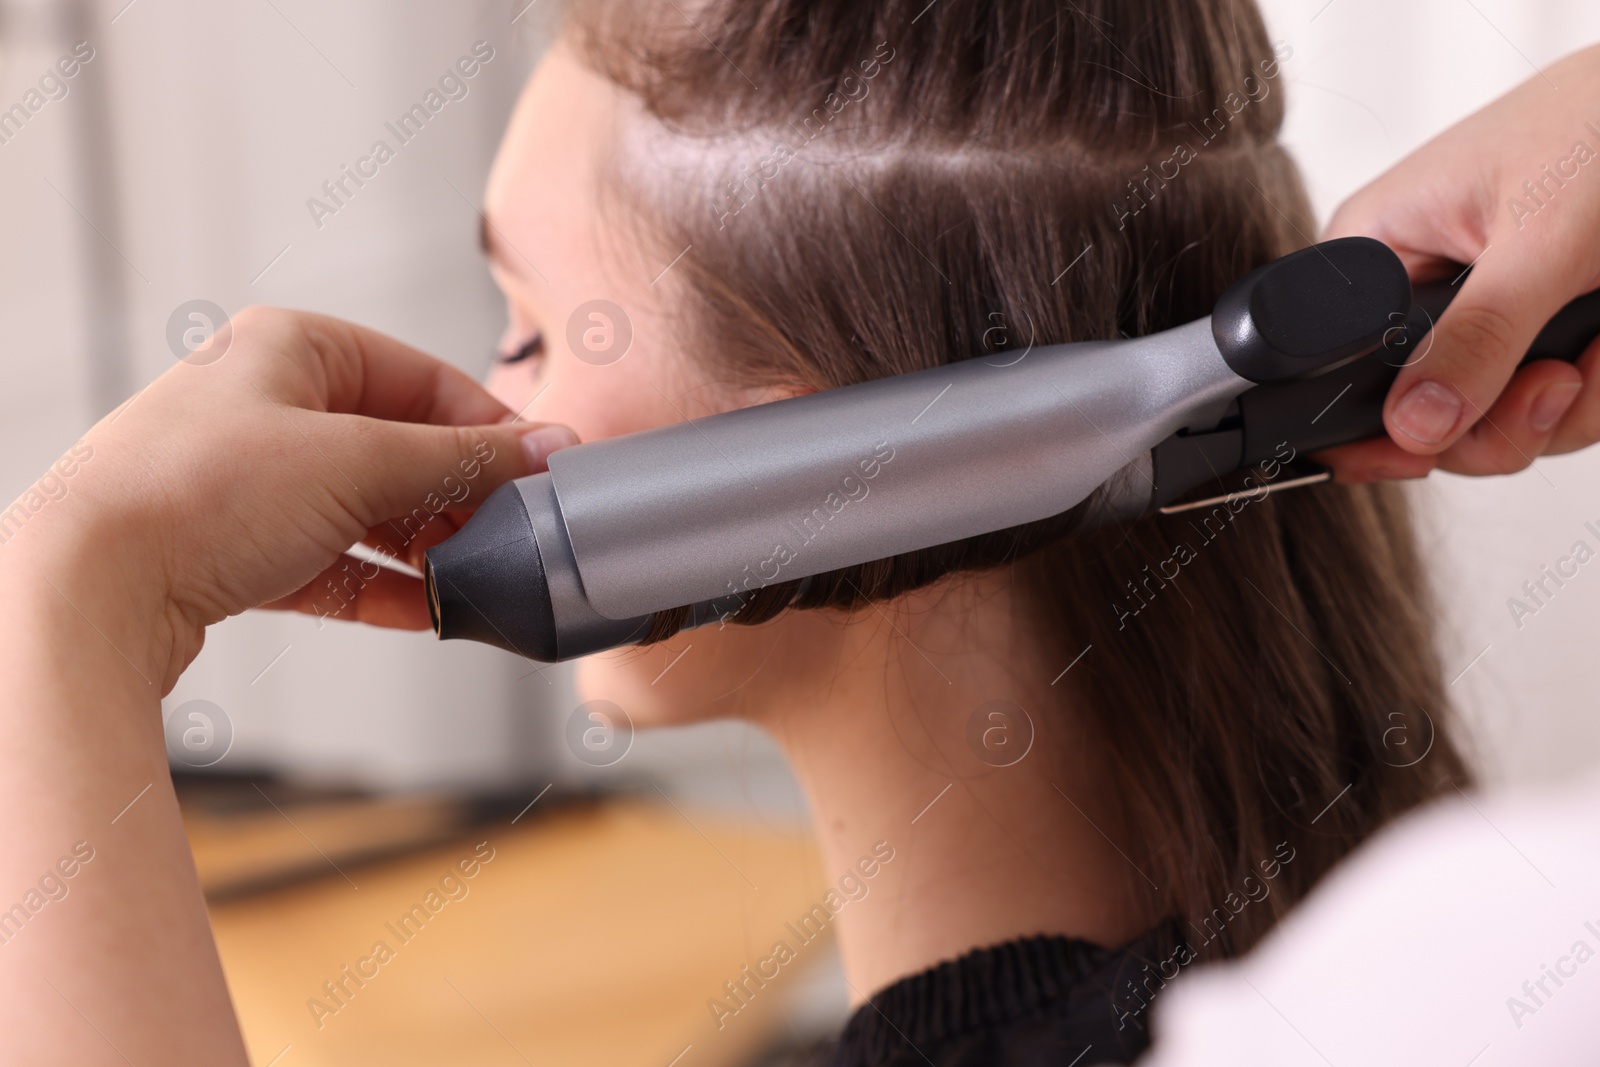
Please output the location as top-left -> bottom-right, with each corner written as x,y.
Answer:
1314,437 -> 1437,484
322,416 -> 578,533
1433,359 -> 1582,475
261,554 -> 433,631
1544,331 -> 1600,455
1320,196 -> 1373,243
1324,201 -> 1464,280
1386,270 -> 1540,454
1385,237 -> 1597,456
242,308 -> 518,427
359,510 -> 470,574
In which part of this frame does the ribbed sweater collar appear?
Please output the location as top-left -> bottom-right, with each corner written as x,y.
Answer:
828,926 -> 1184,1067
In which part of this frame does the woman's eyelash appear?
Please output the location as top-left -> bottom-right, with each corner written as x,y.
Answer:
496,332 -> 545,365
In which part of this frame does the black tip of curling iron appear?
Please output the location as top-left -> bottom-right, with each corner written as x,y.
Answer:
423,481 -> 560,662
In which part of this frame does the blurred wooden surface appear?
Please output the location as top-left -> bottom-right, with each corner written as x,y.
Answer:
199,798 -> 830,1067
184,785 -> 474,899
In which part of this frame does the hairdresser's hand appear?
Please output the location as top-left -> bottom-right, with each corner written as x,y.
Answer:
1321,43 -> 1600,482
37,307 -> 575,691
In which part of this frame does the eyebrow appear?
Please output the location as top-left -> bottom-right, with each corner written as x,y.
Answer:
479,212 -> 547,284
479,213 -> 510,269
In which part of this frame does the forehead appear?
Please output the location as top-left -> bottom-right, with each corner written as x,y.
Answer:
484,43 -> 626,291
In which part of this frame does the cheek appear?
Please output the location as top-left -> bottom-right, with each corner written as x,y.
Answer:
485,364 -> 537,418
574,620 -> 794,726
486,359 -> 676,444
574,650 -> 680,727
575,643 -> 711,725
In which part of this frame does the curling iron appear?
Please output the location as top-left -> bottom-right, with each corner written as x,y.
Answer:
424,237 -> 1600,662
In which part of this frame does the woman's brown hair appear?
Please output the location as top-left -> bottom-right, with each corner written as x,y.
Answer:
564,0 -> 1473,962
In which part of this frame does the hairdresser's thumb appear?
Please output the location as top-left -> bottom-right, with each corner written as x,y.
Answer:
336,417 -> 580,527
1376,198 -> 1600,457
1382,247 -> 1580,457
508,421 -> 582,473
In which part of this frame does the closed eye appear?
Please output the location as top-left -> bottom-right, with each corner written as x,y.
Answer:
496,332 -> 545,366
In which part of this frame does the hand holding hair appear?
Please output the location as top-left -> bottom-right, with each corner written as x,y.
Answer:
0,307 -> 576,1062
20,306 -> 578,692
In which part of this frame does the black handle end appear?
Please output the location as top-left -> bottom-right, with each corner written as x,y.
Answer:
1213,236 -> 1412,383
424,481 -> 561,662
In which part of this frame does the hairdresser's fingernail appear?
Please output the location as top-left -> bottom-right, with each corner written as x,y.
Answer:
1391,381 -> 1462,446
520,425 -> 579,469
1529,380 -> 1582,433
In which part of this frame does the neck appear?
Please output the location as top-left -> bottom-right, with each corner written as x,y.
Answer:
756,572 -> 1157,1004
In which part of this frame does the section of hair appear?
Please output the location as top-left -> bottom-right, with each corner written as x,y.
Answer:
568,0 -> 1472,961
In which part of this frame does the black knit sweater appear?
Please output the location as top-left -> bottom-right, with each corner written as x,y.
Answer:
807,925 -> 1191,1067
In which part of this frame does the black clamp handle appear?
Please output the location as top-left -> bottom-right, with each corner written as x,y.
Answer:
1212,236 -> 1412,383
1152,242 -> 1600,510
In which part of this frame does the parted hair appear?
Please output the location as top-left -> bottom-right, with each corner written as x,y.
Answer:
565,0 -> 1473,961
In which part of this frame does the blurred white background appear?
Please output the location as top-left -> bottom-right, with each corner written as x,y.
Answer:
0,0 -> 1596,795
1257,0 -> 1600,787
